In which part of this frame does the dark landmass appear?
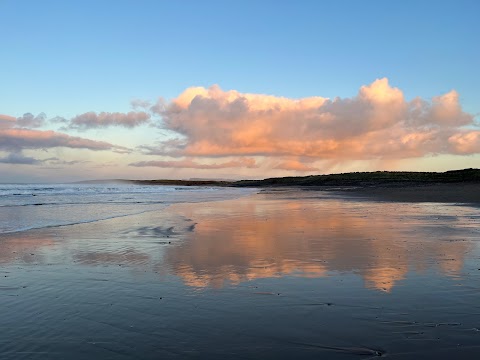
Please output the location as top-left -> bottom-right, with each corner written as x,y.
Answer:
233,168 -> 480,205
79,169 -> 480,188
76,179 -> 234,186
130,179 -> 233,186
79,168 -> 480,188
233,168 -> 480,187
74,179 -> 132,184
77,169 -> 480,204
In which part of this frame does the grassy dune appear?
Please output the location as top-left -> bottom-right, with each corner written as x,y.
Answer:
89,168 -> 480,188
233,168 -> 480,187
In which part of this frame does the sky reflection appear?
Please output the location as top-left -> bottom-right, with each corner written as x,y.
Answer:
164,192 -> 476,292
0,191 -> 477,293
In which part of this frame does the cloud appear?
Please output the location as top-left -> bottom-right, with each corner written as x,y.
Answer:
69,111 -> 151,129
0,150 -> 103,171
130,99 -> 151,110
152,79 -> 478,162
0,114 -> 16,128
49,116 -> 69,124
0,152 -> 41,165
2,113 -> 49,129
150,97 -> 167,115
4,79 -> 478,175
274,160 -> 318,172
16,112 -> 47,128
130,157 -> 258,169
447,131 -> 480,154
1,112 -> 128,152
0,127 -> 127,152
42,157 -> 90,166
137,138 -> 188,155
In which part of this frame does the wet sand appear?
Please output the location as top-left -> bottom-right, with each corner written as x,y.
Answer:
329,183 -> 480,205
1,190 -> 480,359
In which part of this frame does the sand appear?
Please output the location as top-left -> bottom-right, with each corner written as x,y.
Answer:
1,189 -> 479,359
329,183 -> 480,205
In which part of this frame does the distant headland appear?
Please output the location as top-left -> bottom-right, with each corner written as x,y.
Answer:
79,168 -> 480,188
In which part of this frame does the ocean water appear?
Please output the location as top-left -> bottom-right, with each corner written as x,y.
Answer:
0,183 -> 254,234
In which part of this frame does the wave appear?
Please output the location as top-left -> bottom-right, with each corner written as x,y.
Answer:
0,208 -> 164,235
0,184 -> 256,235
0,200 -> 165,208
0,184 -> 220,196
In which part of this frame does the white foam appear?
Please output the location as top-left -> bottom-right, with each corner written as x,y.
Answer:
0,184 -> 255,234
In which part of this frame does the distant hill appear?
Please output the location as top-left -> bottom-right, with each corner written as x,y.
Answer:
189,178 -> 234,182
75,169 -> 480,188
74,179 -> 233,186
130,179 -> 233,186
73,179 -> 131,184
232,168 -> 480,187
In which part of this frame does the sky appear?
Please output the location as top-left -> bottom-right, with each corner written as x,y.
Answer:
1,0 -> 479,182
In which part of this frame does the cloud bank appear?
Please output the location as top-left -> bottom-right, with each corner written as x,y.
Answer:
0,115 -> 127,152
149,79 -> 478,170
130,157 -> 257,169
0,128 -> 126,152
4,78 -> 478,175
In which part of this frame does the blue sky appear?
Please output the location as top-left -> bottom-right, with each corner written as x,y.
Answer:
1,0 -> 479,181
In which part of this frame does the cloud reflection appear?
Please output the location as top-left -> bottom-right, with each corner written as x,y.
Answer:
0,232 -> 56,264
164,193 -> 473,292
0,192 -> 474,293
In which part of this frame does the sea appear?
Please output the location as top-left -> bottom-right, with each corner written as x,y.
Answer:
0,183 -> 254,234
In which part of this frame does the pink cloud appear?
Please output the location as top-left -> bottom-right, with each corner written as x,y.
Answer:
447,131 -> 480,154
151,79 -> 477,164
130,157 -> 258,169
273,160 -> 318,172
0,127 -> 127,152
0,114 -> 16,128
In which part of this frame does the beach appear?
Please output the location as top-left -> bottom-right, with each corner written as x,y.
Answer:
330,182 -> 480,205
1,186 -> 480,359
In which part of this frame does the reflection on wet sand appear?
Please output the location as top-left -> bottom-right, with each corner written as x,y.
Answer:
73,248 -> 151,266
0,232 -> 56,265
165,193 -> 473,291
2,190 -> 479,360
0,191 -> 475,294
